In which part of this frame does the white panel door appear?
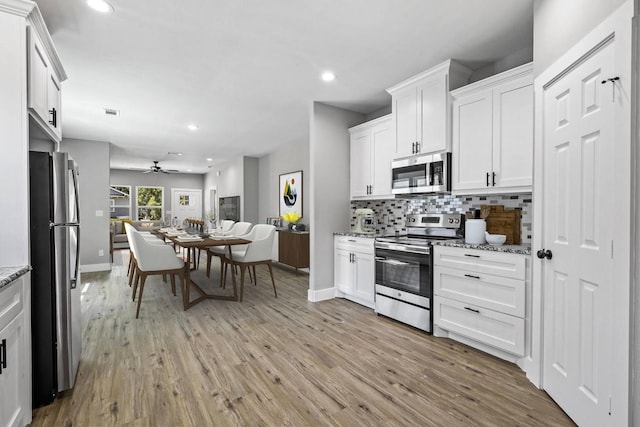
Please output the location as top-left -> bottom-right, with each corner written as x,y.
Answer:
349,131 -> 371,198
542,40 -> 614,426
354,251 -> 375,304
393,86 -> 418,157
370,122 -> 393,197
418,74 -> 448,153
492,78 -> 533,188
452,90 -> 493,191
171,189 -> 202,224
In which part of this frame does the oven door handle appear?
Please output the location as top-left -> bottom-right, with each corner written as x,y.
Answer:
375,258 -> 410,266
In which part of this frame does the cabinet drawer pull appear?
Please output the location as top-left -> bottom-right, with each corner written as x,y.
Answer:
464,274 -> 480,279
464,307 -> 480,314
0,338 -> 6,374
347,239 -> 356,242
464,254 -> 480,258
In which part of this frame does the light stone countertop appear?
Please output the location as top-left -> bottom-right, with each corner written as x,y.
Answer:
432,239 -> 532,255
0,265 -> 30,290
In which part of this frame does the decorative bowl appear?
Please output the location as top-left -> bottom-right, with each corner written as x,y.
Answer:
485,232 -> 506,246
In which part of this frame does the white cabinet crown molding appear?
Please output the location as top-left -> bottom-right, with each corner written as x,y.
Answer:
0,0 -> 34,17
386,59 -> 472,94
27,4 -> 67,81
451,62 -> 533,98
348,113 -> 392,134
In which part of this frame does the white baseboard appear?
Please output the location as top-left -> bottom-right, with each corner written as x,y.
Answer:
80,263 -> 111,273
307,286 -> 336,302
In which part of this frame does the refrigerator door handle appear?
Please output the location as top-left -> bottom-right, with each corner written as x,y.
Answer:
70,165 -> 80,222
70,224 -> 80,289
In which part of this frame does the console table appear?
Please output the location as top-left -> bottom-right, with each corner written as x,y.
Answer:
278,229 -> 309,270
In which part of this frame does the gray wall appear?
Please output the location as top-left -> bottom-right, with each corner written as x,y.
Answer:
110,169 -> 204,221
202,156 -> 258,223
61,138 -> 111,269
309,102 -> 364,293
533,0 -> 627,76
257,139 -> 310,226
243,157 -> 259,224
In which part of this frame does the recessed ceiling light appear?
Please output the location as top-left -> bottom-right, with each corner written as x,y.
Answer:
321,71 -> 336,82
206,158 -> 213,162
87,0 -> 114,13
187,124 -> 199,131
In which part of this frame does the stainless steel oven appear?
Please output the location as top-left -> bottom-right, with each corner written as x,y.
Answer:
374,213 -> 464,333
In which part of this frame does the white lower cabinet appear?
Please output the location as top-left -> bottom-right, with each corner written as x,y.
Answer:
334,236 -> 375,308
0,272 -> 31,427
433,246 -> 527,358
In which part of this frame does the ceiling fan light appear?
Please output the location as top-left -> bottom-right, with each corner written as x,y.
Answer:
87,0 -> 114,13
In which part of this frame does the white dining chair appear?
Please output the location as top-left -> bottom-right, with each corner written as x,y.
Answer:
220,220 -> 235,233
124,222 -> 165,287
205,221 -> 253,278
130,231 -> 186,318
221,224 -> 276,302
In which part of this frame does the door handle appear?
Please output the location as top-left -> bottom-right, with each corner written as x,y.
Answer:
464,307 -> 480,314
49,107 -> 57,127
0,339 -> 6,374
464,274 -> 480,279
464,254 -> 480,258
411,142 -> 416,154
415,141 -> 419,153
486,172 -> 490,187
536,249 -> 553,260
492,172 -> 496,186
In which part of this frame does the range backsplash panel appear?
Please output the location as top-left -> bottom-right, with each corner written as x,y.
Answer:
351,194 -> 532,244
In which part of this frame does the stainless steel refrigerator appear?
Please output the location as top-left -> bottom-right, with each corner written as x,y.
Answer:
29,151 -> 82,408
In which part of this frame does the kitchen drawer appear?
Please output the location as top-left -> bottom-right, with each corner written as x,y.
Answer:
375,293 -> 430,332
0,277 -> 23,332
434,266 -> 525,317
334,236 -> 374,254
433,246 -> 525,280
434,295 -> 524,356
376,284 -> 430,308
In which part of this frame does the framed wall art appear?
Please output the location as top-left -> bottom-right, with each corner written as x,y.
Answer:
279,170 -> 303,220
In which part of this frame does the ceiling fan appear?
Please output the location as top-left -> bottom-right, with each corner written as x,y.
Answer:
143,160 -> 178,174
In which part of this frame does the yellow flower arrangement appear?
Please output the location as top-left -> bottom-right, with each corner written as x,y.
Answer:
281,211 -> 301,224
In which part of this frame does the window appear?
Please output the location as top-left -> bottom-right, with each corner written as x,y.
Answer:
179,195 -> 191,206
109,185 -> 131,219
136,186 -> 163,220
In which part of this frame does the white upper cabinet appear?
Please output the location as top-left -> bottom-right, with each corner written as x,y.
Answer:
387,60 -> 472,158
27,16 -> 66,142
349,115 -> 394,200
452,63 -> 533,194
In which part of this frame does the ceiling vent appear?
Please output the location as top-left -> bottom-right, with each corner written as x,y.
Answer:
104,108 -> 120,116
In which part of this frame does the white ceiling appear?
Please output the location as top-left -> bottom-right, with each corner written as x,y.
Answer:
35,0 -> 533,174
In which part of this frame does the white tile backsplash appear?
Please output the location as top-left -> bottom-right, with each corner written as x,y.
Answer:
351,194 -> 532,243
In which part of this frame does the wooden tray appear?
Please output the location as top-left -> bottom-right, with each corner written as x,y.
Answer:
482,205 -> 521,245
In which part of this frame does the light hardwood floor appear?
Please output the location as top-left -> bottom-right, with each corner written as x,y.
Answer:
30,250 -> 574,426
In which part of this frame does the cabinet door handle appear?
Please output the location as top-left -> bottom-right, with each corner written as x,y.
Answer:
464,274 -> 480,279
492,172 -> 496,187
0,338 -> 6,374
415,141 -> 419,153
411,142 -> 415,154
464,254 -> 480,258
464,307 -> 480,314
347,239 -> 356,243
49,107 -> 57,127
486,172 -> 490,187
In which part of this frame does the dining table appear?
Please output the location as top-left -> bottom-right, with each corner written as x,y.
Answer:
154,229 -> 250,310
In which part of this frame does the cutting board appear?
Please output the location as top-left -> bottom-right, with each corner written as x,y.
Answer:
482,205 -> 521,245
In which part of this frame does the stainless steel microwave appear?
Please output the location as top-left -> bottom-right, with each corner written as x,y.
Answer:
391,152 -> 451,195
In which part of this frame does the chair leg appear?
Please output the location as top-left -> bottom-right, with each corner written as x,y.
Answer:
239,264 -> 247,302
267,263 -> 277,298
221,259 -> 229,290
170,274 -> 176,296
252,265 -> 257,286
136,273 -> 147,318
127,254 -> 132,276
128,258 -> 137,287
132,267 -> 140,301
206,251 -> 212,278
163,273 -> 167,283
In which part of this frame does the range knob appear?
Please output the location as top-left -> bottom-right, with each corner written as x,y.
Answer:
454,219 -> 460,224
448,218 -> 454,224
